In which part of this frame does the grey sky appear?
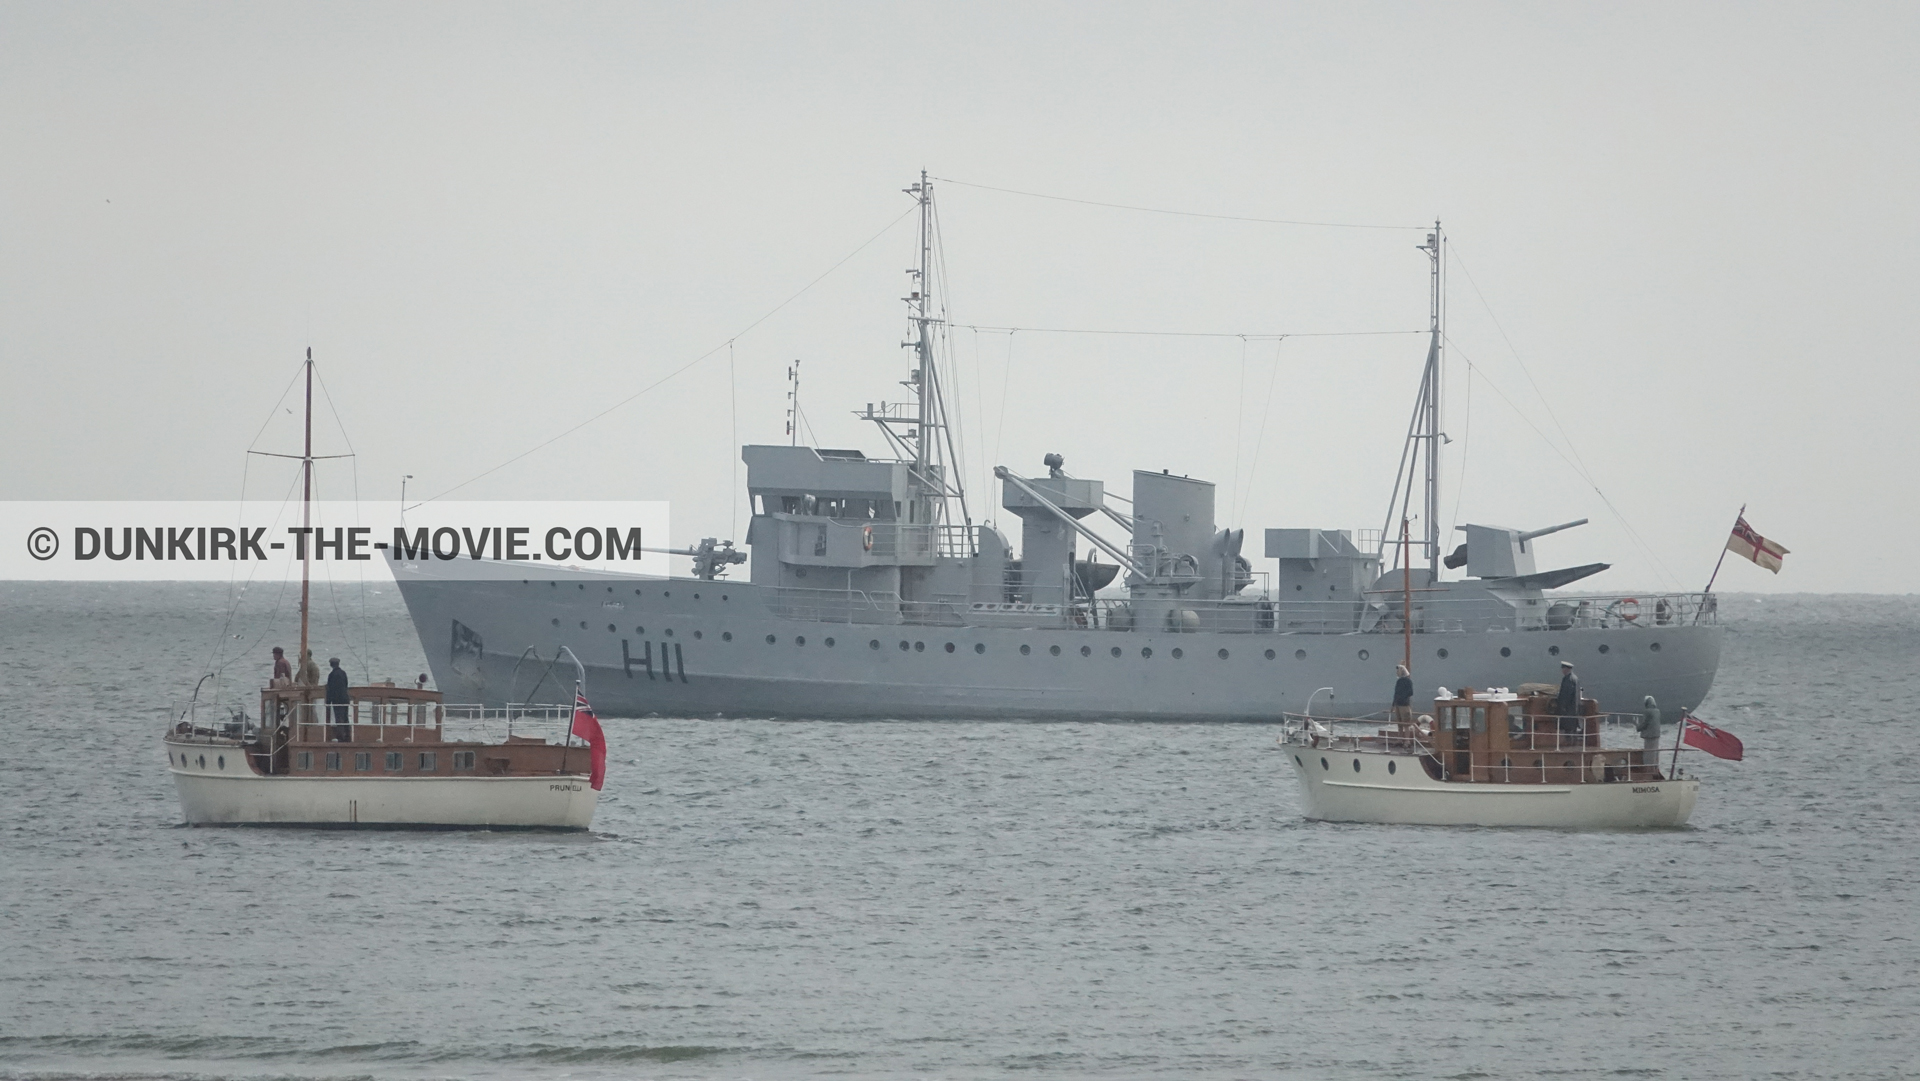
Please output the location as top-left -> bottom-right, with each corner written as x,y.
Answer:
3,3 -> 1914,592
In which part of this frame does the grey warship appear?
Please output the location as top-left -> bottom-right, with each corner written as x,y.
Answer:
391,177 -> 1721,720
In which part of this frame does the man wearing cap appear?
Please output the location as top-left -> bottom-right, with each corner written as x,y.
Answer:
1554,661 -> 1582,741
1391,664 -> 1414,727
269,646 -> 292,688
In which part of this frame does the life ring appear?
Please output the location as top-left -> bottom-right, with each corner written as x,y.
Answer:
861,525 -> 874,551
1616,597 -> 1640,622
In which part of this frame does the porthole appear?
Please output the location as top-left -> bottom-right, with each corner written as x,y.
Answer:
795,636 -> 806,646
1387,760 -> 1398,775
825,637 -> 835,647
606,586 -> 613,593
1500,646 -> 1511,657
1049,645 -> 1061,656
1080,645 -> 1092,657
1598,644 -> 1610,654
1295,649 -> 1307,660
1217,648 -> 1230,660
693,630 -> 704,640
722,594 -> 729,601
1320,757 -> 1329,771
665,628 -> 674,637
217,755 -> 225,770
607,623 -> 617,632
1358,649 -> 1370,661
944,642 -> 956,653
578,583 -> 585,590
663,591 -> 671,597
579,621 -> 588,629
1141,647 -> 1153,658
870,639 -> 881,649
1549,645 -> 1561,656
722,631 -> 732,642
1111,646 -> 1122,657
634,588 -> 643,595
693,593 -> 701,600
1171,647 -> 1184,659
1437,648 -> 1449,659
767,634 -> 778,644
551,582 -> 558,588
1650,642 -> 1662,652
1264,649 -> 1276,660
551,618 -> 560,626
915,641 -> 925,652
1352,759 -> 1361,772
900,640 -> 910,651
1020,644 -> 1032,655
197,755 -> 205,769
974,642 -> 986,654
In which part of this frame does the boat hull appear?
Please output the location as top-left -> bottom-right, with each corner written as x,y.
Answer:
1284,746 -> 1698,828
165,745 -> 598,829
392,561 -> 1723,721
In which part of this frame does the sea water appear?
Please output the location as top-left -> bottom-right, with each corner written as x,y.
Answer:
1,584 -> 1916,1080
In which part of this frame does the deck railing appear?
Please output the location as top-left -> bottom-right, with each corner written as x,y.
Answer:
173,700 -> 579,747
1279,711 -> 1688,783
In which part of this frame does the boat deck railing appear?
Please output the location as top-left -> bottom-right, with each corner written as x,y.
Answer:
176,700 -> 580,747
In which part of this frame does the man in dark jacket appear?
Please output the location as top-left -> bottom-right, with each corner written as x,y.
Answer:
325,657 -> 351,742
1554,661 -> 1581,740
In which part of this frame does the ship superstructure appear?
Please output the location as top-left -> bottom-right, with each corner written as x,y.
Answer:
391,177 -> 1721,720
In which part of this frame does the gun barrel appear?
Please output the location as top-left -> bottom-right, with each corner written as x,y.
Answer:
1518,518 -> 1589,544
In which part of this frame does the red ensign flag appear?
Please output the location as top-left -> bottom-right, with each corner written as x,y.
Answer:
1681,713 -> 1744,761
1726,516 -> 1788,574
572,690 -> 608,791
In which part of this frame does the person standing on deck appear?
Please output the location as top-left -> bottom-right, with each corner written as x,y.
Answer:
1638,696 -> 1663,769
1391,664 -> 1414,726
270,646 -> 292,687
325,657 -> 351,742
1554,661 -> 1582,741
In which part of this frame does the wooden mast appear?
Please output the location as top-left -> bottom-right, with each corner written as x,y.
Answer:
299,348 -> 313,668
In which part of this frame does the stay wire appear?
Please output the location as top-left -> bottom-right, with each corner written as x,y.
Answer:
416,203 -> 920,507
931,176 -> 1428,231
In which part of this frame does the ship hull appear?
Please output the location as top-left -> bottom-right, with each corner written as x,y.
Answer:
165,744 -> 598,829
392,562 -> 1723,721
1284,746 -> 1699,827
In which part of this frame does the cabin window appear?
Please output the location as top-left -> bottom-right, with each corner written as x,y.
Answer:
1473,707 -> 1487,734
1500,646 -> 1512,657
325,751 -> 341,771
1020,644 -> 1031,655
354,752 -> 371,772
1387,760 -> 1398,775
1265,649 -> 1275,660
217,756 -> 225,770
419,752 -> 437,771
196,755 -> 205,769
385,751 -> 403,772
1295,649 -> 1307,660
1079,645 -> 1092,657
453,751 -> 475,771
1141,647 -> 1153,658
974,642 -> 985,654
1049,645 -> 1061,656
297,751 -> 312,771
1171,648 -> 1184,659
1217,649 -> 1230,660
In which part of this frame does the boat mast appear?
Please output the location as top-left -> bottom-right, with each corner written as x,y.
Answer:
299,348 -> 313,667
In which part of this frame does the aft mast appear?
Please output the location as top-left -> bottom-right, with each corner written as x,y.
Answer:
1381,221 -> 1445,579
298,347 -> 313,667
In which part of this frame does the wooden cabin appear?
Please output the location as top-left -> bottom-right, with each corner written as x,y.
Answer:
1423,689 -> 1659,784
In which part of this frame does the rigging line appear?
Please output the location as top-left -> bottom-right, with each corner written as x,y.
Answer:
1447,338 -> 1681,588
728,340 -> 739,540
930,176 -> 1427,231
990,329 -> 1014,488
205,463 -> 303,697
1237,338 -> 1287,526
1229,336 -> 1248,524
1447,343 -> 1471,544
417,203 -> 920,506
208,467 -> 306,702
949,324 -> 1423,339
243,361 -> 309,454
1446,241 -> 1600,489
312,363 -> 374,671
